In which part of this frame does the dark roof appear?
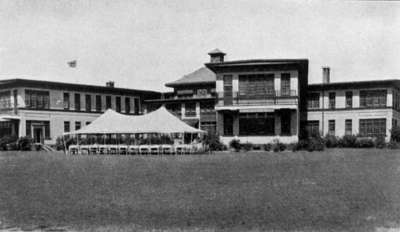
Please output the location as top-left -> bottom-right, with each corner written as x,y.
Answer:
308,79 -> 400,91
165,67 -> 216,87
208,48 -> 226,55
0,78 -> 161,98
206,59 -> 308,67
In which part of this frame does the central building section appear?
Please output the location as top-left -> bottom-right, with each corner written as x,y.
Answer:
205,50 -> 308,144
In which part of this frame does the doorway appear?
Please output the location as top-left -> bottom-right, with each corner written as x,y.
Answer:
280,110 -> 291,136
33,126 -> 44,143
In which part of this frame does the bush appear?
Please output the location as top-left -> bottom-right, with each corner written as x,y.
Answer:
387,141 -> 400,149
296,140 -> 309,151
241,142 -> 253,152
55,136 -> 66,151
307,136 -> 325,152
374,136 -> 386,149
205,134 -> 226,151
17,136 -> 32,151
287,143 -> 298,152
263,143 -> 272,151
391,126 -> 400,142
229,139 -> 241,152
0,135 -> 18,151
272,139 -> 286,152
355,137 -> 374,148
324,134 -> 339,148
339,134 -> 357,148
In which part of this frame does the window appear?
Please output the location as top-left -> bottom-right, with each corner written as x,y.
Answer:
85,95 -> 91,112
106,96 -> 112,109
75,121 -> 81,130
307,93 -> 320,109
359,118 -> 386,137
26,120 -> 50,139
63,93 -> 70,110
125,97 -> 130,113
95,95 -> 102,112
25,90 -> 50,109
64,121 -> 70,133
328,120 -> 335,135
0,121 -> 12,138
0,91 -> 11,109
239,113 -> 275,136
116,96 -> 121,112
280,73 -> 291,96
345,119 -> 352,135
345,91 -> 353,108
185,102 -> 196,117
360,90 -> 387,108
329,92 -> 335,109
238,74 -> 275,99
200,101 -> 214,114
74,93 -> 81,111
134,98 -> 140,114
223,113 -> 233,136
306,120 -> 320,137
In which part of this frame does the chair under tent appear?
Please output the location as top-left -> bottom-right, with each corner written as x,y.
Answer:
62,106 -> 206,155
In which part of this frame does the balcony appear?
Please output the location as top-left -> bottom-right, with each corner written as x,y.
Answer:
216,90 -> 298,108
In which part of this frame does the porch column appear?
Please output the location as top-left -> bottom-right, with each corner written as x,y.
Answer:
274,113 -> 281,136
233,112 -> 239,136
291,110 -> 297,136
217,111 -> 224,136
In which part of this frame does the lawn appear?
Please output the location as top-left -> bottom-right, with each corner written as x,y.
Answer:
1,150 -> 400,231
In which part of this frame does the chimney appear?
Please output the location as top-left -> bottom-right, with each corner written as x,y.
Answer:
322,67 -> 330,84
208,48 -> 226,63
106,81 -> 115,88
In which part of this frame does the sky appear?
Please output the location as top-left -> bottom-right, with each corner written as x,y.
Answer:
0,0 -> 399,92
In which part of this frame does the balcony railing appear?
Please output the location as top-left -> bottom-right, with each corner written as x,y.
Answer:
161,93 -> 215,101
217,90 -> 298,107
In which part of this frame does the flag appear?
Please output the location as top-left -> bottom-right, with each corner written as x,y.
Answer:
67,60 -> 77,68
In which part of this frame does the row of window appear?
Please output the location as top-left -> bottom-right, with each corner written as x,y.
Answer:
63,93 -> 140,114
307,90 -> 387,109
306,118 -> 387,137
165,102 -> 216,118
63,121 -> 91,133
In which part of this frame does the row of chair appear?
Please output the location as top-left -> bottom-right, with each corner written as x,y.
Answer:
68,144 -> 203,155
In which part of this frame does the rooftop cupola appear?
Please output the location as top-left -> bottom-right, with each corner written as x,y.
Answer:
208,48 -> 226,63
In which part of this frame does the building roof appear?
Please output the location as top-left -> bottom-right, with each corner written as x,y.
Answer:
165,67 -> 216,87
308,79 -> 400,91
208,48 -> 226,55
0,78 -> 161,98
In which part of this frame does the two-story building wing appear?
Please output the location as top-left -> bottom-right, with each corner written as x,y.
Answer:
205,50 -> 309,144
307,76 -> 400,141
0,79 -> 160,144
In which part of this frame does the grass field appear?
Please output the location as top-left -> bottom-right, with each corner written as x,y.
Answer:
1,150 -> 400,231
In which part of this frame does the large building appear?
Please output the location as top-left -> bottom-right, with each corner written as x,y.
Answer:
148,49 -> 400,143
1,50 -> 399,145
0,79 -> 160,144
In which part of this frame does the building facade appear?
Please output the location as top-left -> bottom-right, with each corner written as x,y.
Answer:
1,50 -> 399,146
0,79 -> 160,144
307,78 -> 400,141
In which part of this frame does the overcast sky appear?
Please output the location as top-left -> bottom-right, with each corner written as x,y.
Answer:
0,0 -> 399,91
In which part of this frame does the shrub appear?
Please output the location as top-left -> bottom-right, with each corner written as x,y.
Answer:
296,140 -> 309,151
17,136 -> 32,151
229,139 -> 241,152
287,143 -> 298,152
272,139 -> 286,152
374,136 -> 386,149
0,135 -> 18,151
387,141 -> 400,149
391,126 -> 400,142
355,137 -> 374,148
324,134 -> 339,148
339,134 -> 357,148
263,143 -> 272,151
307,136 -> 325,152
205,134 -> 226,151
241,142 -> 253,152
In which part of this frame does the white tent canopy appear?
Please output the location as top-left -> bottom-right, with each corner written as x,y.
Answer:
64,106 -> 205,135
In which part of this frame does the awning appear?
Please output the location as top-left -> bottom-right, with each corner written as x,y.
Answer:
0,115 -> 21,121
239,108 -> 274,113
